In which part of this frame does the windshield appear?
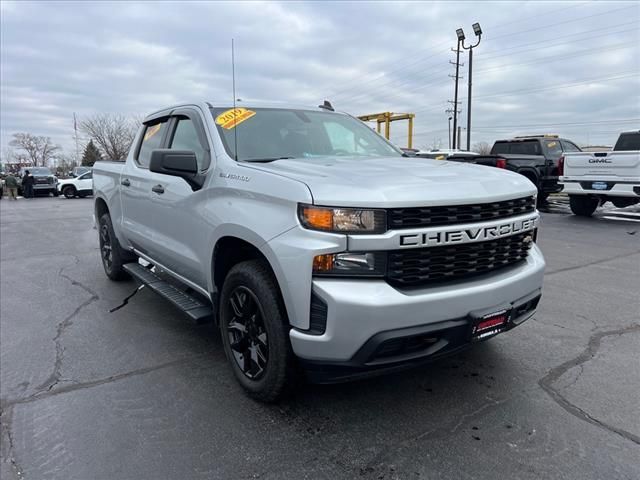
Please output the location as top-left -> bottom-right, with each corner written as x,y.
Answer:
210,107 -> 402,161
28,168 -> 52,176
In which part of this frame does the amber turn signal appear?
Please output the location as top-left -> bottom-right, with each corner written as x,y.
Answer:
313,254 -> 335,272
301,207 -> 334,231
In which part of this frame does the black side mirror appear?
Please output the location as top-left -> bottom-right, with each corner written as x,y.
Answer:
149,149 -> 202,189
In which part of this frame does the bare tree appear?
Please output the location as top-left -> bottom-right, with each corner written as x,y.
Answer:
9,133 -> 60,166
471,141 -> 491,155
79,113 -> 139,161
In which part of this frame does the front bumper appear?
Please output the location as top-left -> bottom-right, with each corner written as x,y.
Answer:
290,245 -> 545,368
301,290 -> 540,383
33,183 -> 56,190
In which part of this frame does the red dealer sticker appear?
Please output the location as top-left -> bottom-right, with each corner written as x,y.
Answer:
472,311 -> 508,340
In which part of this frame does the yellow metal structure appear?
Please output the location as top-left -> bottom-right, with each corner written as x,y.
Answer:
357,112 -> 415,149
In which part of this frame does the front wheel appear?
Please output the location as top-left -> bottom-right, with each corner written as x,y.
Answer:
98,213 -> 135,280
219,260 -> 296,402
63,186 -> 76,199
569,195 -> 599,217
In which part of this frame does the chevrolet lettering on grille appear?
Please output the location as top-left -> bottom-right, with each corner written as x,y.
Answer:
399,217 -> 538,247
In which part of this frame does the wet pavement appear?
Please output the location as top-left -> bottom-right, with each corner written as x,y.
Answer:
1,196 -> 639,480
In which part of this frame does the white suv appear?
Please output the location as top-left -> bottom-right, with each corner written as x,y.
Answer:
58,170 -> 93,198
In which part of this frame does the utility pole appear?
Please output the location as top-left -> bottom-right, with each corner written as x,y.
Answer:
448,116 -> 452,149
73,112 -> 79,166
449,39 -> 463,149
457,126 -> 462,149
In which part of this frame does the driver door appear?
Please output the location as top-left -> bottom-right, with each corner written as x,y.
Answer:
145,108 -> 212,289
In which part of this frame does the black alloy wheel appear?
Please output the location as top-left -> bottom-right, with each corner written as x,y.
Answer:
100,222 -> 114,272
98,213 -> 133,280
219,260 -> 296,402
226,286 -> 269,380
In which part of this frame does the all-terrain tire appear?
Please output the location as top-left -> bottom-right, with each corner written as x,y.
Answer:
219,260 -> 296,402
98,213 -> 136,280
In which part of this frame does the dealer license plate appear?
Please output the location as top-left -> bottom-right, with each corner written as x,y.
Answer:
472,311 -> 508,341
591,182 -> 608,190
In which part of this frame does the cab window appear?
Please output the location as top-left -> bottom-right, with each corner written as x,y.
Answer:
169,117 -> 207,170
137,119 -> 169,168
543,140 -> 563,159
561,140 -> 581,152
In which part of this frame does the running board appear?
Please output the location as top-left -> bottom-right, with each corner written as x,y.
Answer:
123,263 -> 214,324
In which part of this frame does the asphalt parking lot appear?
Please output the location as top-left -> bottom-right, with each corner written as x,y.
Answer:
1,196 -> 639,480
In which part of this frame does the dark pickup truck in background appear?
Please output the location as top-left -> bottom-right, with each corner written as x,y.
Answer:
448,135 -> 582,203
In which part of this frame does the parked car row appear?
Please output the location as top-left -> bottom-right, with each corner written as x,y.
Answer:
0,167 -> 93,199
444,131 -> 639,216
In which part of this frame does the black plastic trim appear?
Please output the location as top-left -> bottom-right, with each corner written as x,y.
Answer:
307,292 -> 328,335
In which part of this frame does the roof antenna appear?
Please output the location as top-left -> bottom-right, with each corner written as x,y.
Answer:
232,38 -> 238,161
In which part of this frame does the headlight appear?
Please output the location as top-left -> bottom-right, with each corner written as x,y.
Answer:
313,252 -> 386,277
298,204 -> 386,234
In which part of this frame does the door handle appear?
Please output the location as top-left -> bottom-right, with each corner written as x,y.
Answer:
121,178 -> 131,187
152,184 -> 165,194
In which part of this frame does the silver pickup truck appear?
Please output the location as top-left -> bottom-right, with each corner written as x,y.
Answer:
93,101 -> 545,401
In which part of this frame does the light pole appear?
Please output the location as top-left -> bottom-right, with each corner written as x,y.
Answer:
451,29 -> 464,150
448,116 -> 452,149
458,23 -> 482,151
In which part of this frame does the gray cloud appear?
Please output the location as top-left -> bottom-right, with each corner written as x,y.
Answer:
1,0 -> 638,158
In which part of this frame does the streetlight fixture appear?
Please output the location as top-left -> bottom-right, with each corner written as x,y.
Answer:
460,22 -> 482,151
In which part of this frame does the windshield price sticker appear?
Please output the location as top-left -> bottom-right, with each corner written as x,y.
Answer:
216,108 -> 256,129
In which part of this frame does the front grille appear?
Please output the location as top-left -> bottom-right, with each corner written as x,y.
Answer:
386,232 -> 533,287
388,196 -> 535,229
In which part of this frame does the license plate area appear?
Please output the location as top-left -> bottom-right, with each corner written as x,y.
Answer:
592,181 -> 608,190
471,310 -> 509,341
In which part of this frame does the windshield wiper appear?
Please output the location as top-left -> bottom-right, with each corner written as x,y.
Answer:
242,157 -> 295,163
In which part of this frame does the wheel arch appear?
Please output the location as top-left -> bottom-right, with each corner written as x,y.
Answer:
210,232 -> 293,326
95,196 -> 109,220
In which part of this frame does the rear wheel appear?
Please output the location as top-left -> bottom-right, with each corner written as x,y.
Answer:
569,195 -> 599,217
219,260 -> 295,402
98,213 -> 135,280
63,186 -> 76,199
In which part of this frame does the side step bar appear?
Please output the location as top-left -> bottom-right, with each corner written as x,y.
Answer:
123,263 -> 214,324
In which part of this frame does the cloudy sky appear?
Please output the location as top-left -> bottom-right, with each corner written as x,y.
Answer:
1,0 -> 639,158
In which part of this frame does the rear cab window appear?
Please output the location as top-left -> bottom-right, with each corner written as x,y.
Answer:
491,140 -> 541,155
614,132 -> 640,151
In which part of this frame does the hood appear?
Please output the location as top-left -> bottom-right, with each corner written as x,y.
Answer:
242,156 -> 536,207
